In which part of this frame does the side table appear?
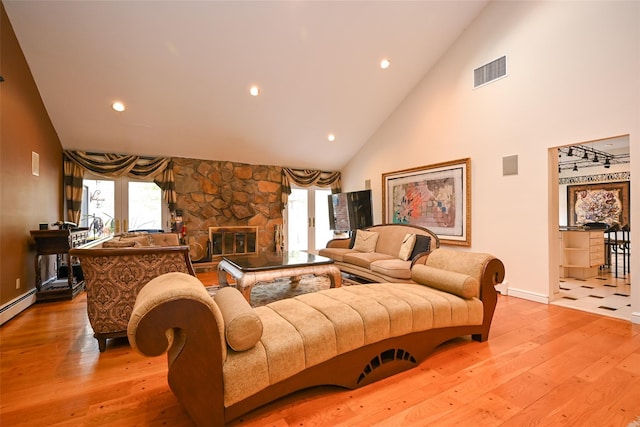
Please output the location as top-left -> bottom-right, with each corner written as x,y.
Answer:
30,228 -> 88,301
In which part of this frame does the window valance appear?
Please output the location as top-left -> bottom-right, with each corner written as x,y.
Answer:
63,151 -> 177,224
281,168 -> 341,206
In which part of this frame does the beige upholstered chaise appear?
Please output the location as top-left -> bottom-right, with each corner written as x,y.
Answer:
128,248 -> 505,426
70,232 -> 195,351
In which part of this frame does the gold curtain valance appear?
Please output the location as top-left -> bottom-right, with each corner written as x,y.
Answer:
281,168 -> 341,206
63,151 -> 177,223
64,151 -> 170,178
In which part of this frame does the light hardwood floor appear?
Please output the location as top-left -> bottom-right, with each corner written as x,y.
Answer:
1,274 -> 639,427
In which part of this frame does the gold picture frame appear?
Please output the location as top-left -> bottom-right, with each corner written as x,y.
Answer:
382,158 -> 471,246
567,181 -> 630,227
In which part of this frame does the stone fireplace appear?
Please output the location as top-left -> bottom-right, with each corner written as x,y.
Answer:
208,226 -> 258,258
172,157 -> 283,264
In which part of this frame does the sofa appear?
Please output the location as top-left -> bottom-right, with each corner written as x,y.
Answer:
70,232 -> 195,351
127,247 -> 505,426
318,223 -> 440,283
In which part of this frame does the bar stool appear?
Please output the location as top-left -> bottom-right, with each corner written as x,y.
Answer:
604,223 -> 620,275
620,224 -> 630,276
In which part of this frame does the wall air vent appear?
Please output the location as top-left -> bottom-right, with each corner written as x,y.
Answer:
474,55 -> 507,88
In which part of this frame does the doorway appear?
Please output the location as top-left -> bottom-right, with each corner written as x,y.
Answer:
550,135 -> 631,320
81,173 -> 169,239
285,186 -> 333,254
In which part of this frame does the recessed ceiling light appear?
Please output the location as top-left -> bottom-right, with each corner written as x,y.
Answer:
380,58 -> 391,69
249,85 -> 261,96
112,101 -> 125,112
328,134 -> 336,142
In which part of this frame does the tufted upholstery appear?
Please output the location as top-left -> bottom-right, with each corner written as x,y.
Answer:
71,233 -> 194,351
147,232 -> 180,246
128,274 -> 483,407
128,248 -> 505,426
221,283 -> 482,406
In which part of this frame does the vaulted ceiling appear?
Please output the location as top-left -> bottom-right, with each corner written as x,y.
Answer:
4,0 -> 489,171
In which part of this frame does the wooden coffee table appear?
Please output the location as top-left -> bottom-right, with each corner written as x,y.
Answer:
217,251 -> 341,303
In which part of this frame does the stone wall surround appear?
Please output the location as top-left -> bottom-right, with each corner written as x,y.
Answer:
172,157 -> 283,261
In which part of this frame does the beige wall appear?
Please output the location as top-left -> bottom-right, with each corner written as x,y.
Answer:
1,4 -> 63,309
341,1 -> 639,320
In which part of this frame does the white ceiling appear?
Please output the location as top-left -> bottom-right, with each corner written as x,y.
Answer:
5,0 -> 489,171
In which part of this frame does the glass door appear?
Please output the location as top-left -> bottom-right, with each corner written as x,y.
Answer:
81,177 -> 116,239
81,174 -> 168,240
314,188 -> 333,250
127,181 -> 166,231
286,186 -> 333,253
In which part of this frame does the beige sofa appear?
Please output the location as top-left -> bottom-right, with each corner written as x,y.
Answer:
128,248 -> 505,426
318,224 -> 440,283
70,232 -> 195,351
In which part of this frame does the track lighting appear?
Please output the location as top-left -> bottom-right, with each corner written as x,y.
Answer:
559,145 -> 624,172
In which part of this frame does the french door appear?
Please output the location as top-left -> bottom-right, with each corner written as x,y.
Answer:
80,174 -> 168,239
286,187 -> 333,253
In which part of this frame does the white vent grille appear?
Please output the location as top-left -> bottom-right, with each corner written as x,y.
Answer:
474,55 -> 507,88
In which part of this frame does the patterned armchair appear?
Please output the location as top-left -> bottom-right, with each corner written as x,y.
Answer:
70,234 -> 196,351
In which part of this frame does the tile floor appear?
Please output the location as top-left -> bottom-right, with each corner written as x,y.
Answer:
552,259 -> 632,321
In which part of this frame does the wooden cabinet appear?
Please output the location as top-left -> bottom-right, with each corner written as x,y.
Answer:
560,230 -> 605,279
30,228 -> 88,301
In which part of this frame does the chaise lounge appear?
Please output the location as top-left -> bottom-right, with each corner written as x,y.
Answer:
127,247 -> 505,426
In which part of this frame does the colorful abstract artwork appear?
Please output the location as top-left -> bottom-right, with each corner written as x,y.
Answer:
383,158 -> 471,246
391,177 -> 456,226
567,181 -> 630,227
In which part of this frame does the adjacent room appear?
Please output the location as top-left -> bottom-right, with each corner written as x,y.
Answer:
1,1 -> 638,426
551,136 -> 632,320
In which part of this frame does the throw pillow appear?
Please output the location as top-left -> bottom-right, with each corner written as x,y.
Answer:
411,264 -> 480,299
410,235 -> 431,259
119,235 -> 152,246
102,239 -> 139,248
352,229 -> 379,253
398,233 -> 417,261
214,287 -> 263,351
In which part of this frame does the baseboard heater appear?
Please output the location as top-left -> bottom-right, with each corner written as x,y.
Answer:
0,288 -> 37,325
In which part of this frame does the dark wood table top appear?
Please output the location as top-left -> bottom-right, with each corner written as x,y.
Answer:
221,251 -> 334,272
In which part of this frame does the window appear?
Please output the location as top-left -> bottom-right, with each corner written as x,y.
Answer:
81,174 -> 168,239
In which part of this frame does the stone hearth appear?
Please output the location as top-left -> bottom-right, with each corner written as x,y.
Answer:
172,157 -> 283,261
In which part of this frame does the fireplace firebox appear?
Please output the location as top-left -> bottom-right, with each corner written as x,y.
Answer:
208,226 -> 258,258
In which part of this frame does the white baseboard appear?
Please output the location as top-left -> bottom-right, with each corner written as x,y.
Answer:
631,312 -> 640,325
0,289 -> 37,325
506,287 -> 550,304
495,280 -> 508,295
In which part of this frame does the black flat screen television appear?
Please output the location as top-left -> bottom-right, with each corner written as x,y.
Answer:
328,189 -> 373,231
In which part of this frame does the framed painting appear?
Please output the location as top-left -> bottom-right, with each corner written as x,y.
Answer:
382,158 -> 471,246
567,181 -> 630,227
